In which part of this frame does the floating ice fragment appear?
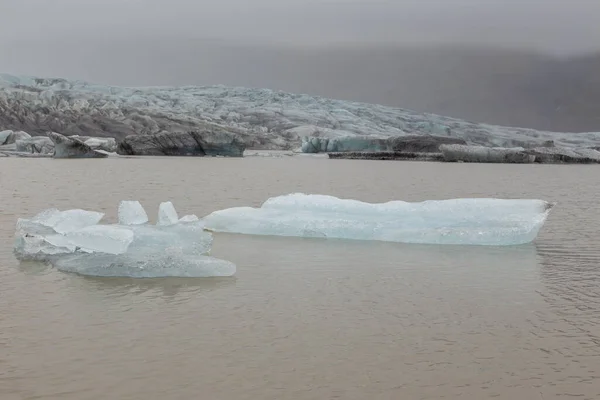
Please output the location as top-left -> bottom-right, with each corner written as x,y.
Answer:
64,225 -> 134,254
14,233 -> 76,260
128,223 -> 212,255
118,200 -> 149,225
203,193 -> 554,246
16,218 -> 57,236
157,201 -> 179,226
28,208 -> 104,234
13,200 -> 234,278
179,214 -> 200,223
52,253 -> 236,278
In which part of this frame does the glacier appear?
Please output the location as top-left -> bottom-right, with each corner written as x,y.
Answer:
439,144 -> 600,164
14,201 -> 235,278
202,193 -> 554,246
1,73 -> 600,151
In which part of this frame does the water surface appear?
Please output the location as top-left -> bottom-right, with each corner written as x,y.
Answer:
1,157 -> 600,399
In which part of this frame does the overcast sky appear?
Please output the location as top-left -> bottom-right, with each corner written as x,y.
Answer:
1,0 -> 599,51
0,0 -> 599,83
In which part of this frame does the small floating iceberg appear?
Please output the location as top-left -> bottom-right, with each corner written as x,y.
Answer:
14,201 -> 236,277
202,193 -> 554,246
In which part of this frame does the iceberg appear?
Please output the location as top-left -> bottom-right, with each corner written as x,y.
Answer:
23,208 -> 105,235
203,193 -> 553,246
14,233 -> 76,260
118,200 -> 149,225
157,201 -> 179,226
48,132 -> 108,158
179,214 -> 200,223
61,225 -> 134,255
0,130 -> 31,145
14,201 -> 235,278
15,136 -> 54,154
51,253 -> 235,278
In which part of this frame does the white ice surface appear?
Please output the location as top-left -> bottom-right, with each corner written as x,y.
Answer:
203,193 -> 553,246
28,208 -> 105,234
63,225 -> 134,255
157,201 -> 179,226
13,234 -> 76,259
52,253 -> 236,278
14,201 -> 233,278
118,200 -> 149,225
179,215 -> 200,223
0,130 -> 12,144
1,73 -> 599,149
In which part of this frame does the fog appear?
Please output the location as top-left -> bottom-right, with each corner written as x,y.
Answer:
1,0 -> 599,53
1,0 -> 599,131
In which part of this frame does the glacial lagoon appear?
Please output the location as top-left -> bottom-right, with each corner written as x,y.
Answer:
1,156 -> 600,399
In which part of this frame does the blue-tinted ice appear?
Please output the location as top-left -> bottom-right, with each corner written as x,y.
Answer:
14,201 -> 235,277
203,193 -> 554,246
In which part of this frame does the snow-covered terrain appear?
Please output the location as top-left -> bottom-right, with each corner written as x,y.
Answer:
1,73 -> 599,150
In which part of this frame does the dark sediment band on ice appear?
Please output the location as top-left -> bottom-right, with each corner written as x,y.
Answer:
328,151 -> 444,161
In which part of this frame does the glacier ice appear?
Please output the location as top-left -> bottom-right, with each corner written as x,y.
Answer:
14,202 -> 235,278
14,233 -> 76,260
62,225 -> 134,255
48,131 -> 107,159
25,208 -> 105,235
440,144 -> 534,163
179,214 -> 200,223
118,200 -> 149,225
127,223 -> 212,256
1,73 -> 600,151
157,201 -> 179,226
203,193 -> 553,246
0,129 -> 11,144
51,253 -> 236,278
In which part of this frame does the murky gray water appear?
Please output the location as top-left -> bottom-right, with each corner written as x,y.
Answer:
1,157 -> 600,400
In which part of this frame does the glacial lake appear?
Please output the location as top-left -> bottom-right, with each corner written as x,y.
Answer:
1,156 -> 600,399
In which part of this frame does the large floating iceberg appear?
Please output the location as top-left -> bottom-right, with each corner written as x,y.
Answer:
203,194 -> 553,246
14,201 -> 236,278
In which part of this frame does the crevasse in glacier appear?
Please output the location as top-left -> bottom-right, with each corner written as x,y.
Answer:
14,201 -> 235,278
202,193 -> 553,246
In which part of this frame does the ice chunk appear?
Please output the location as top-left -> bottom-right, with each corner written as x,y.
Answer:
440,144 -> 535,163
118,200 -> 149,225
51,253 -> 236,278
16,218 -> 57,236
203,193 -> 554,246
13,233 -> 76,260
28,208 -> 104,234
179,214 -> 199,223
0,130 -> 13,145
128,223 -> 212,255
64,225 -> 134,254
13,200 -> 234,278
14,216 -> 129,259
157,201 -> 179,226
